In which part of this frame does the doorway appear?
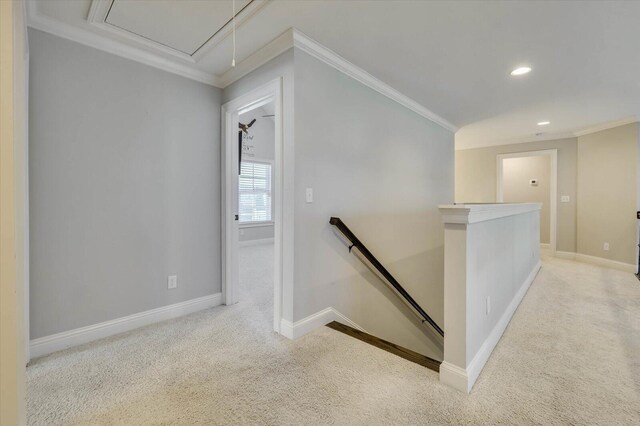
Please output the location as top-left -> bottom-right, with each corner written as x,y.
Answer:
497,149 -> 558,253
221,79 -> 284,334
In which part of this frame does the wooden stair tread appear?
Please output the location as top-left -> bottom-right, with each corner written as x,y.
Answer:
326,321 -> 441,372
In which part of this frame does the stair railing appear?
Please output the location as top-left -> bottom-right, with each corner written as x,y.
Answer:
329,217 -> 444,337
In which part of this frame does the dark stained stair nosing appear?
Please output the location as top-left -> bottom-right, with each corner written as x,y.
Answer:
325,321 -> 442,372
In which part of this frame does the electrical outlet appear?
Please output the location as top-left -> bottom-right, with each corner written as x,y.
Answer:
486,296 -> 491,315
168,275 -> 177,289
603,243 -> 610,251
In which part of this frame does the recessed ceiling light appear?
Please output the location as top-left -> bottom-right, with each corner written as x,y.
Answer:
510,66 -> 532,76
537,121 -> 550,126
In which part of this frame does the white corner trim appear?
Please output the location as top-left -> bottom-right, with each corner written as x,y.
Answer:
26,1 -> 220,86
441,261 -> 541,393
279,307 -> 365,340
30,293 -> 222,359
291,28 -> 458,133
573,116 -> 638,137
239,237 -> 274,247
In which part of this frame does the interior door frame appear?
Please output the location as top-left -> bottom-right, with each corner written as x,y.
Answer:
221,78 -> 285,333
496,149 -> 558,254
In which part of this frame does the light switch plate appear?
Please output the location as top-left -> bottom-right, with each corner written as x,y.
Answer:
168,275 -> 177,289
561,195 -> 570,203
305,188 -> 313,203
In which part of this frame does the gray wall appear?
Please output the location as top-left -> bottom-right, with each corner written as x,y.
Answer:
293,50 -> 454,360
456,138 -> 577,253
29,29 -> 222,339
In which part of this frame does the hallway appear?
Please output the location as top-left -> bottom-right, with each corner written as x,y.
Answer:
27,246 -> 640,425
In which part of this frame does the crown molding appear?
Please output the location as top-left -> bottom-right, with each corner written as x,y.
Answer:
86,0 -> 197,63
25,2 -> 458,132
86,0 -> 270,63
218,28 -> 294,88
455,131 -> 576,151
572,116 -> 638,137
290,29 -> 458,133
219,28 -> 458,133
26,0 -> 221,86
456,116 -> 639,151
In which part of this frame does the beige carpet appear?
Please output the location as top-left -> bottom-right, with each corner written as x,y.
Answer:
28,246 -> 640,425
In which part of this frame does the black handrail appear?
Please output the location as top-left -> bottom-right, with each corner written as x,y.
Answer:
330,217 -> 444,337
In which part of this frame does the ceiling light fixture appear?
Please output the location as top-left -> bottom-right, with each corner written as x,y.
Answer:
510,66 -> 531,76
537,121 -> 550,126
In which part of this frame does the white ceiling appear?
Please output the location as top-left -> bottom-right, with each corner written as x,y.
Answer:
105,0 -> 251,55
28,1 -> 640,149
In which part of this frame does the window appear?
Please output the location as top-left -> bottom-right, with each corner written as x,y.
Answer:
239,160 -> 272,223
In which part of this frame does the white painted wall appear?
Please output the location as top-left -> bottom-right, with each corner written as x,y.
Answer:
439,203 -> 541,392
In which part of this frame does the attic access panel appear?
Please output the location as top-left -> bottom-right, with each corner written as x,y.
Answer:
88,0 -> 255,58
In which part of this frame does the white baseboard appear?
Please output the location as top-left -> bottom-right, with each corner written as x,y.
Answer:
440,261 -> 541,393
279,307 -> 364,340
574,253 -> 636,272
555,250 -> 576,260
30,293 -> 222,359
439,362 -> 470,393
554,251 -> 635,272
540,243 -> 550,249
239,237 -> 274,247
332,309 -> 365,332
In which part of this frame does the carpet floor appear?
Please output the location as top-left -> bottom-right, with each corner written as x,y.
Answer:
27,245 -> 640,425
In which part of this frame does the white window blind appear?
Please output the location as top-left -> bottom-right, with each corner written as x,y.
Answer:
239,161 -> 272,223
